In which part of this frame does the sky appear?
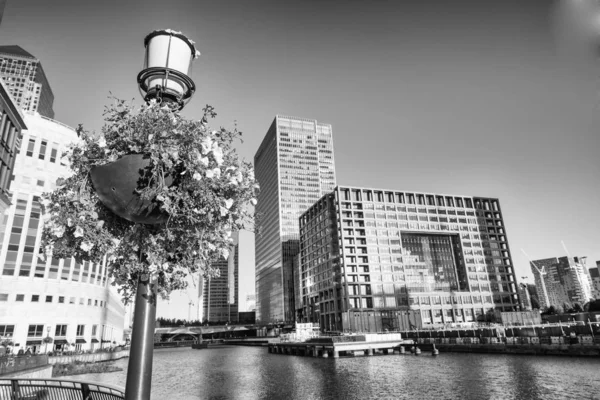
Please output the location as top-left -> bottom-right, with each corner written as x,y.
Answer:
1,0 -> 599,319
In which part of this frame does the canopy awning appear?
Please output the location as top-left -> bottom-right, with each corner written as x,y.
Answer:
101,340 -> 112,343
91,339 -> 99,343
75,339 -> 87,344
54,339 -> 68,345
26,340 -> 42,345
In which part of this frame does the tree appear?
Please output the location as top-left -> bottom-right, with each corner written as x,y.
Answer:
40,100 -> 258,303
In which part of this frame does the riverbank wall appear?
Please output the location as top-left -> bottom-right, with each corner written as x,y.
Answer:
48,349 -> 129,365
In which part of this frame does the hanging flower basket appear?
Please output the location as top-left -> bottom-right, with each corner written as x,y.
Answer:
40,100 -> 259,303
90,153 -> 174,224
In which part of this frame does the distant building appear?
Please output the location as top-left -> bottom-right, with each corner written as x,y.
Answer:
246,294 -> 256,312
0,113 -> 125,354
530,256 -> 593,309
0,79 -> 26,233
299,187 -> 520,332
201,237 -> 239,323
254,115 -> 336,323
0,46 -> 55,119
518,284 -> 531,310
590,262 -> 600,299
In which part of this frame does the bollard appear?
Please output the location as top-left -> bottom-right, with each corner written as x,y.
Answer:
333,350 -> 339,359
400,346 -> 406,354
366,348 -> 373,356
415,347 -> 421,355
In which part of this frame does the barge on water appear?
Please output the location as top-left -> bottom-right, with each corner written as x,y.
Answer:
268,333 -> 413,358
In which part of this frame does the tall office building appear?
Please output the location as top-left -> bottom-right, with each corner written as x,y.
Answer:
0,79 -> 25,233
0,46 -> 55,119
201,239 -> 239,323
530,256 -> 593,309
0,113 -> 125,353
254,115 -> 336,323
299,187 -> 520,332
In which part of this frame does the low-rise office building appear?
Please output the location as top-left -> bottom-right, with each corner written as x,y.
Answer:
0,112 -> 125,354
299,186 -> 520,332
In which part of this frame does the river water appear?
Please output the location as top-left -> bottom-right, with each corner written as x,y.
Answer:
65,346 -> 600,400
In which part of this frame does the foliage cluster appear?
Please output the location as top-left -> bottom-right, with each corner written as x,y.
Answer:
41,99 -> 258,302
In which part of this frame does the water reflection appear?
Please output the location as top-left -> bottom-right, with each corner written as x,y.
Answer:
63,347 -> 600,400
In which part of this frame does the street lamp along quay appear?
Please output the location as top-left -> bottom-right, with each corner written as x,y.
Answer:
90,29 -> 200,400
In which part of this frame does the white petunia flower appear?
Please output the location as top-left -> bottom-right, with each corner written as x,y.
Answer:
199,156 -> 209,166
224,198 -> 234,209
80,241 -> 94,252
98,136 -> 107,148
201,136 -> 213,154
219,206 -> 229,217
53,225 -> 65,238
67,218 -> 74,227
250,198 -> 258,206
193,172 -> 202,181
74,226 -> 84,238
221,248 -> 230,260
211,144 -> 224,165
206,168 -> 221,179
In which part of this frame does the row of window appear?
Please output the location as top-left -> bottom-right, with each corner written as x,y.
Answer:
0,293 -> 106,308
25,136 -> 60,163
0,323 -> 98,338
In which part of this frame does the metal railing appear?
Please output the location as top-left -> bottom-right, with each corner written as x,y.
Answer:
0,355 -> 48,376
0,378 -> 124,400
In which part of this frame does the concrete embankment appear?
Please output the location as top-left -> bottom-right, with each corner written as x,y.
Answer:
48,349 -> 129,365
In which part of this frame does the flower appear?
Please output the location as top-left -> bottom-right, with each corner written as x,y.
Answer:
80,241 -> 94,252
219,206 -> 229,217
206,168 -> 221,179
250,198 -> 258,206
74,226 -> 84,238
224,199 -> 234,209
201,136 -> 213,154
211,144 -> 224,165
53,225 -> 65,238
193,172 -> 202,181
199,156 -> 209,167
67,218 -> 74,227
98,136 -> 107,148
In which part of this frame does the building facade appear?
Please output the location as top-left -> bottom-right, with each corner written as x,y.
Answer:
591,262 -> 600,299
0,46 -> 55,119
254,115 -> 336,323
530,256 -> 593,309
0,79 -> 26,233
201,243 -> 239,323
0,113 -> 125,354
299,186 -> 520,332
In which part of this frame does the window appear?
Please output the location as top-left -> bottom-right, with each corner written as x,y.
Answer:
50,145 -> 58,163
0,293 -> 7,301
38,140 -> 47,160
45,295 -> 52,303
94,299 -> 98,306
55,324 -> 67,336
26,138 -> 35,157
69,297 -> 75,304
0,325 -> 15,337
87,299 -> 92,306
31,294 -> 39,302
58,296 -> 65,303
36,180 -> 44,187
76,325 -> 85,336
28,324 -> 44,337
92,325 -> 98,336
16,294 -> 24,302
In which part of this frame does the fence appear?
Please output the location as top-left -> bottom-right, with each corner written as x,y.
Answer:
0,378 -> 124,400
0,356 -> 48,376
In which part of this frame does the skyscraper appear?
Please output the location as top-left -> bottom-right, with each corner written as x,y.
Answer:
530,256 -> 593,309
0,0 -> 6,27
0,46 -> 55,119
254,115 -> 336,323
200,238 -> 239,323
299,187 -> 520,332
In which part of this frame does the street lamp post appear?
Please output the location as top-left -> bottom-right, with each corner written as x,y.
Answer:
89,29 -> 199,400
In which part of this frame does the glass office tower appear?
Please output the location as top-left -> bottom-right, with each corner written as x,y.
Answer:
254,115 -> 336,323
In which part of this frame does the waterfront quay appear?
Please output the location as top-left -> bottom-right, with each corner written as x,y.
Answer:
268,333 -> 409,358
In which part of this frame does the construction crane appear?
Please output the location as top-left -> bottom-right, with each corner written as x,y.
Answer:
521,249 -> 551,309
